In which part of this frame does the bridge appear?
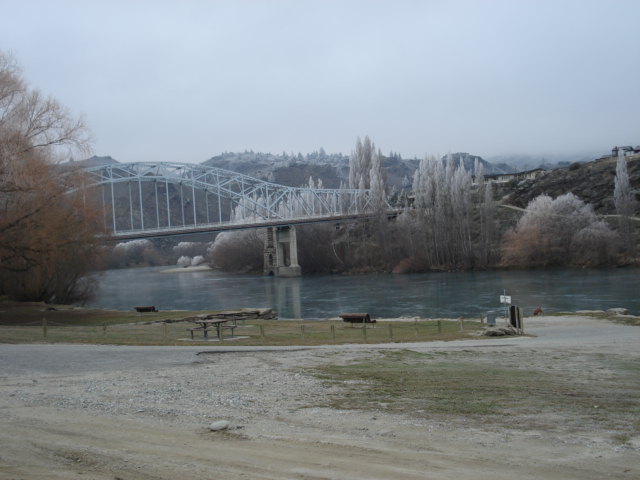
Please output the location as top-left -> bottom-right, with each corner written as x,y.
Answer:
84,162 -> 384,276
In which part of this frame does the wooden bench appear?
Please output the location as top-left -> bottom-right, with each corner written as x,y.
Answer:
134,306 -> 157,313
221,324 -> 237,337
188,326 -> 208,339
339,313 -> 375,325
188,323 -> 237,339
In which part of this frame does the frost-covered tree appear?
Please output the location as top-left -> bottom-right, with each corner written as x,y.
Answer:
349,136 -> 374,189
408,154 -> 475,268
614,152 -> 637,254
206,230 -> 264,273
502,193 -> 618,267
614,152 -> 635,216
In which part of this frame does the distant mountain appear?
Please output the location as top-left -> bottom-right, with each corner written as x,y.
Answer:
66,155 -> 119,168
202,151 -> 518,190
486,152 -> 603,172
443,152 -> 516,175
75,149 -> 609,192
203,151 -> 350,188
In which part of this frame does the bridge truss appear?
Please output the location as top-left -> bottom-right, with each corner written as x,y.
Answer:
84,162 -> 378,239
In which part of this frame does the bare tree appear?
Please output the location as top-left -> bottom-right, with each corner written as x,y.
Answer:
0,51 -> 99,303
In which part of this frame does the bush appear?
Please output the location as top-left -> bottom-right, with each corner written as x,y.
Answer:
207,230 -> 264,273
501,193 -> 619,267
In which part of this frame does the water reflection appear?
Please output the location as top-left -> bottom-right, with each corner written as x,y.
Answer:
264,277 -> 302,319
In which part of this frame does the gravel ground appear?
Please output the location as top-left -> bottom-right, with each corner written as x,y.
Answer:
1,315 -> 639,480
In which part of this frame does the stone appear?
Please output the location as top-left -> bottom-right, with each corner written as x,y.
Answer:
483,326 -> 517,337
209,420 -> 230,431
607,308 -> 629,315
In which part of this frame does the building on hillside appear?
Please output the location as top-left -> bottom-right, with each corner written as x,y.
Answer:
612,146 -> 640,157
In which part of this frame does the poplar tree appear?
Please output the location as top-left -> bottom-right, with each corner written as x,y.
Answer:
614,152 -> 637,254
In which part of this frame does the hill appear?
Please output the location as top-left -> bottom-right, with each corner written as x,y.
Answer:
503,155 -> 640,214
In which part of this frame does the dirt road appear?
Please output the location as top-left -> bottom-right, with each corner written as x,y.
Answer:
1,315 -> 638,479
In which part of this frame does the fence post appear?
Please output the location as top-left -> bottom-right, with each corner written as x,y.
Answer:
415,319 -> 419,337
260,325 -> 265,338
42,318 -> 47,338
388,324 -> 393,340
103,323 -> 107,336
162,322 -> 167,339
301,325 -> 305,340
459,318 -> 464,332
330,324 -> 335,342
362,322 -> 367,342
437,320 -> 442,334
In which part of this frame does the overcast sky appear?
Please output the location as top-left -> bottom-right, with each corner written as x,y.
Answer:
1,0 -> 638,163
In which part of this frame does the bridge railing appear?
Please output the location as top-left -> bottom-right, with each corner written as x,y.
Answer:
83,162 -> 382,236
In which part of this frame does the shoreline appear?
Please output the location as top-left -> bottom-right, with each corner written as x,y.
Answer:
159,264 -> 213,273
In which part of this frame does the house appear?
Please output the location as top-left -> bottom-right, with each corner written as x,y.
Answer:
612,145 -> 640,157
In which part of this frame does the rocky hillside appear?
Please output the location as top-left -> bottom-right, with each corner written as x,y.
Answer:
503,155 -> 640,214
203,151 -> 521,190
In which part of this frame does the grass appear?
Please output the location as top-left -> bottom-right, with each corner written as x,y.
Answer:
0,301 -> 483,345
310,350 -> 640,438
549,310 -> 640,325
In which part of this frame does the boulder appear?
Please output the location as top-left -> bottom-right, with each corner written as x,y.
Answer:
209,420 -> 230,431
483,326 -> 517,336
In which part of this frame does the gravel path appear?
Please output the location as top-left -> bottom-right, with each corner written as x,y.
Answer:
1,315 -> 639,480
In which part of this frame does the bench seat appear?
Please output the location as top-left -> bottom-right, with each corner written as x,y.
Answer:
339,313 -> 375,324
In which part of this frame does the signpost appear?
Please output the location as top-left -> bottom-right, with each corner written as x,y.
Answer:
500,291 -> 511,321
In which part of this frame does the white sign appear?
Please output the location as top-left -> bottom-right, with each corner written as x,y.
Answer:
500,295 -> 512,304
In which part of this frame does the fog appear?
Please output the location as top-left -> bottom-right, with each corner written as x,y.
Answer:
1,0 -> 638,163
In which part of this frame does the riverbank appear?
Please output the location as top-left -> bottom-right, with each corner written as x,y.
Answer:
1,314 -> 638,479
160,264 -> 213,273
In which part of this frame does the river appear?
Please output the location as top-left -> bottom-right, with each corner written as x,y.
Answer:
88,266 -> 640,319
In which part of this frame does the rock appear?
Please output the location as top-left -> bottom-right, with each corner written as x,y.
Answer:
483,326 -> 517,336
607,308 -> 629,315
209,420 -> 230,431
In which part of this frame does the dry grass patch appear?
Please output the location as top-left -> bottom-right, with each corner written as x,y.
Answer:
311,349 -> 640,440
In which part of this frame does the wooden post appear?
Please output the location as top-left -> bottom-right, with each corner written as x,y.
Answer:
301,325 -> 305,340
415,320 -> 419,337
103,323 -> 107,335
362,322 -> 367,342
459,318 -> 464,332
260,325 -> 265,338
388,324 -> 393,340
42,318 -> 47,338
330,324 -> 335,342
437,320 -> 442,334
162,322 -> 167,339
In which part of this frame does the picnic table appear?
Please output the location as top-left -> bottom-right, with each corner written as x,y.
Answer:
188,318 -> 237,339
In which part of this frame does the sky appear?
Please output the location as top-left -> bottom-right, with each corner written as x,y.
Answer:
1,0 -> 639,163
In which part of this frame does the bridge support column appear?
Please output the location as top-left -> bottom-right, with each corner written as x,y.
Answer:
264,226 -> 301,277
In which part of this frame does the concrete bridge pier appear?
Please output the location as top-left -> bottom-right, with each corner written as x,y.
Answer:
264,226 -> 301,277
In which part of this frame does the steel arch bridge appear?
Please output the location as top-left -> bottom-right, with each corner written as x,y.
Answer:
84,162 -> 380,239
